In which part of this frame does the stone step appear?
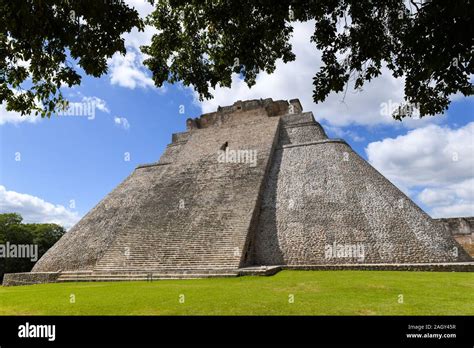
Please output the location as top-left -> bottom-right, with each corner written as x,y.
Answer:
94,259 -> 238,268
95,259 -> 239,263
95,260 -> 240,264
59,274 -> 231,278
94,268 -> 238,270
61,269 -> 237,275
57,269 -> 240,282
94,217 -> 250,270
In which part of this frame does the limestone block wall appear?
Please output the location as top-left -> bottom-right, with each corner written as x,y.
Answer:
249,113 -> 471,265
278,112 -> 327,145
436,217 -> 474,256
31,98 -> 471,275
3,272 -> 60,286
32,167 -> 158,272
33,102 -> 281,272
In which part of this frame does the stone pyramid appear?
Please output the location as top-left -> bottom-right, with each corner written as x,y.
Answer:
4,99 -> 471,285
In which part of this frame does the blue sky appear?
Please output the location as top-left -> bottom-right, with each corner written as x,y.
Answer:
0,1 -> 472,228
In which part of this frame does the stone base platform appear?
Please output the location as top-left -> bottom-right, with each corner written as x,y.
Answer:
281,262 -> 474,272
3,262 -> 474,286
2,269 -> 240,286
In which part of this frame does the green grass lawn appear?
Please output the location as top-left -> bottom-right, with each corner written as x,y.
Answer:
0,271 -> 473,315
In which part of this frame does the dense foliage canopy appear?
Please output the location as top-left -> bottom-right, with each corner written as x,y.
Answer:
0,213 -> 65,280
0,0 -> 142,116
1,0 -> 472,120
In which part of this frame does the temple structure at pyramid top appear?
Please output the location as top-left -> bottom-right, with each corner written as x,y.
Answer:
4,98 -> 472,285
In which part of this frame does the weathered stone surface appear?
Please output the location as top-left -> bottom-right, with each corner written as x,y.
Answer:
281,262 -> 474,272
32,99 -> 282,273
436,217 -> 474,236
435,217 -> 474,256
2,272 -> 60,286
249,112 -> 471,265
4,98 -> 471,286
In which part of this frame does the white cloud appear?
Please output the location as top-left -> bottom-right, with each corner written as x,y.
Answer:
0,103 -> 40,126
108,51 -> 155,89
81,96 -> 110,113
366,123 -> 474,186
197,21 -> 447,129
198,21 -> 319,113
125,0 -> 154,18
106,1 -> 159,91
431,203 -> 474,218
366,123 -> 474,218
114,116 -> 130,130
0,185 -> 80,229
122,26 -> 157,53
418,179 -> 474,217
1,95 -> 110,126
